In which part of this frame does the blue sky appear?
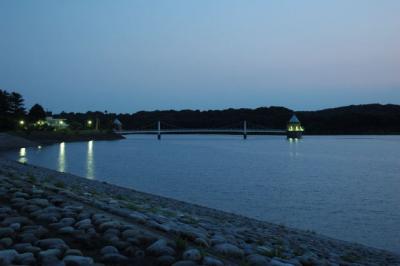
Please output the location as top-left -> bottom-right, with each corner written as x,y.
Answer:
1,0 -> 399,112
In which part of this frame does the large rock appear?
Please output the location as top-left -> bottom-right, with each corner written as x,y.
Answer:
63,255 -> 94,266
36,238 -> 68,250
16,252 -> 36,265
269,259 -> 295,266
146,239 -> 176,256
213,243 -> 244,258
157,255 -> 176,266
203,256 -> 224,266
172,260 -> 197,266
0,228 -> 14,238
100,245 -> 119,255
0,249 -> 18,265
247,254 -> 270,266
101,253 -> 128,264
58,226 -> 75,234
182,249 -> 202,261
2,216 -> 32,226
30,198 -> 50,207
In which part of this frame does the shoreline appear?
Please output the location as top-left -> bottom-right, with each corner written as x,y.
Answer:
0,132 -> 124,152
1,159 -> 400,265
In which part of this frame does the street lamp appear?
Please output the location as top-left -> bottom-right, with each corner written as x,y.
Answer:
19,120 -> 25,126
87,120 -> 93,127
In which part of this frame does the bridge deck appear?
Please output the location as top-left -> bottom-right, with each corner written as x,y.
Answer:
119,129 -> 286,135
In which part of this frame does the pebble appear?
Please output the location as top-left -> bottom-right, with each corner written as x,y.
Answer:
247,254 -> 270,266
36,238 -> 68,250
183,248 -> 202,261
146,239 -> 176,256
213,243 -> 244,258
0,227 -> 14,238
172,260 -> 198,266
63,255 -> 94,266
16,252 -> 36,265
203,256 -> 224,266
157,255 -> 176,265
58,226 -> 75,234
0,237 -> 13,247
101,245 -> 119,255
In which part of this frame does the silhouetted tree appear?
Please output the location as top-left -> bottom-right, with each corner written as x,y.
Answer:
28,104 -> 46,122
8,92 -> 25,116
0,90 -> 10,115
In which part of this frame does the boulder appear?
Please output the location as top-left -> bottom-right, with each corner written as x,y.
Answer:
63,255 -> 94,266
146,239 -> 176,256
0,249 -> 18,265
182,249 -> 202,261
213,243 -> 244,258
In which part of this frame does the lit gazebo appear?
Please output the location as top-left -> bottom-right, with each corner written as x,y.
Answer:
286,114 -> 304,139
113,118 -> 122,131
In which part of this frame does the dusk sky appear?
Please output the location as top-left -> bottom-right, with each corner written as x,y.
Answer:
1,1 -> 399,113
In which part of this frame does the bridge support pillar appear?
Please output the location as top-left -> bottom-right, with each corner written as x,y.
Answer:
243,120 -> 247,139
157,121 -> 161,140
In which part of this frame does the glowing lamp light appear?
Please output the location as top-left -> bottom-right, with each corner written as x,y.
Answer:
87,120 -> 93,126
19,120 -> 25,126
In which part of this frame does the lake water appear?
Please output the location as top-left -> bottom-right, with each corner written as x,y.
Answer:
3,135 -> 400,253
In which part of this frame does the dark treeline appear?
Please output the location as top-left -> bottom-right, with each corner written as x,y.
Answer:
57,104 -> 400,134
2,89 -> 400,134
0,89 -> 26,131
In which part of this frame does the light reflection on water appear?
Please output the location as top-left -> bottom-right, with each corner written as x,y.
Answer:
6,135 -> 400,253
87,140 -> 94,179
18,147 -> 27,163
58,142 -> 66,172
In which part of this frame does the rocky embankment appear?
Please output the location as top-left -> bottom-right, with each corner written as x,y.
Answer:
0,159 -> 399,266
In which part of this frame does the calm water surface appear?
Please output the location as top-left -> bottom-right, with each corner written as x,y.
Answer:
3,135 -> 400,253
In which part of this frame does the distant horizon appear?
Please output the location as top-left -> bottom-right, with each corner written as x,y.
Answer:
47,101 -> 399,115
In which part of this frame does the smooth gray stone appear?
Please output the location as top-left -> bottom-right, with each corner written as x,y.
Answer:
63,255 -> 94,266
100,245 -> 119,255
65,249 -> 83,256
146,239 -> 176,256
0,249 -> 18,265
172,260 -> 198,266
30,198 -> 50,207
16,252 -> 36,265
9,222 -> 21,231
0,237 -> 13,247
213,243 -> 244,258
247,254 -> 270,266
203,256 -> 224,266
58,226 -> 75,234
2,216 -> 32,226
269,259 -> 295,266
13,243 -> 33,253
36,238 -> 68,250
182,249 -> 202,261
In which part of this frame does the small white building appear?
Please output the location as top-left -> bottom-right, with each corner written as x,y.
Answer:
45,117 -> 69,129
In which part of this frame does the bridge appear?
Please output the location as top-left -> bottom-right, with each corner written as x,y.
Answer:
118,121 -> 287,139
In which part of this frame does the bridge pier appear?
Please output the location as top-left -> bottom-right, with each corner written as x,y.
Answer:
157,121 -> 161,140
243,120 -> 247,139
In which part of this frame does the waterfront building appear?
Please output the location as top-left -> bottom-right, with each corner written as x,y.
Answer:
45,116 -> 69,130
287,114 -> 304,139
113,118 -> 122,131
